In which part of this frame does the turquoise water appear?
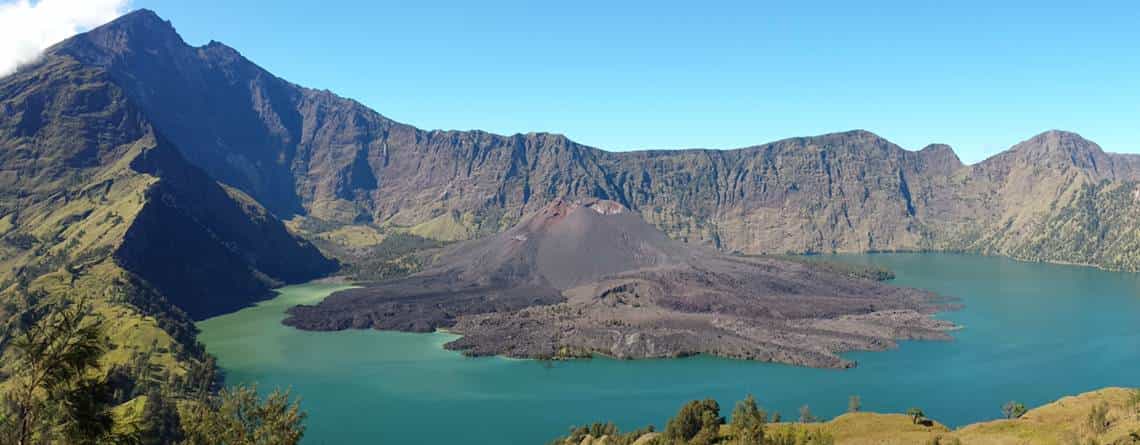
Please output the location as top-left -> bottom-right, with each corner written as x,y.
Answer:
196,254 -> 1140,444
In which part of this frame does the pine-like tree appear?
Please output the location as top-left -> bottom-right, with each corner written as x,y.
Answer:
0,298 -> 127,445
730,394 -> 767,445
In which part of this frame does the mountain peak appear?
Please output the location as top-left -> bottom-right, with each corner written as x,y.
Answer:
920,143 -> 953,151
113,8 -> 166,25
919,143 -> 959,159
49,8 -> 185,63
843,129 -> 880,137
917,143 -> 963,171
1013,130 -> 1103,156
774,129 -> 895,151
824,129 -> 887,141
1029,129 -> 1091,142
92,8 -> 179,40
1001,129 -> 1113,173
536,197 -> 627,217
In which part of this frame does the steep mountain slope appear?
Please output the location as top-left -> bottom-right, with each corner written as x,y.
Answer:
49,11 -> 950,251
958,131 -> 1140,269
42,9 -> 1140,272
995,180 -> 1140,271
0,41 -> 336,376
285,199 -> 953,368
116,140 -> 338,318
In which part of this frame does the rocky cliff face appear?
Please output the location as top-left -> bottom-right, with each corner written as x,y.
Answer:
13,9 -> 1140,272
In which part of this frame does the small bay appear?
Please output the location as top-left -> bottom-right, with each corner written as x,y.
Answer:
197,253 -> 1140,444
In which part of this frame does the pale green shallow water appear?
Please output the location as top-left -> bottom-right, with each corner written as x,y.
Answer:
197,253 -> 1140,444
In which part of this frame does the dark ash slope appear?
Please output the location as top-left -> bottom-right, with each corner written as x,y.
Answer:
285,199 -> 955,368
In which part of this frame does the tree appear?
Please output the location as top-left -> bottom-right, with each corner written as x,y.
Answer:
847,395 -> 861,413
907,407 -> 926,425
0,299 -> 129,445
663,399 -> 722,443
186,355 -> 219,400
180,385 -> 307,445
731,394 -> 767,445
798,404 -> 817,423
1002,401 -> 1028,419
691,409 -> 721,445
140,387 -> 183,444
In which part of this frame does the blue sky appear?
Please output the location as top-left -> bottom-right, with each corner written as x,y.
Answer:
130,0 -> 1139,163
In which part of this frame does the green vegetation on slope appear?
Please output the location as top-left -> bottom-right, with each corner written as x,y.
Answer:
0,29 -> 335,445
0,296 -> 308,445
290,215 -> 445,283
551,388 -> 1140,445
406,210 -> 477,242
993,181 -> 1140,271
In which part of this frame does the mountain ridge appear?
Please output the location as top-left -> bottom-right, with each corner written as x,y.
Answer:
32,10 -> 1140,273
64,10 -> 1140,166
56,10 -> 1136,165
35,11 -> 1140,271
10,8 -> 1140,275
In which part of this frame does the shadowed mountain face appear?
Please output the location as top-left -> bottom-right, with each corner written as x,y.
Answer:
0,40 -> 337,320
284,199 -> 954,368
28,9 -> 1140,272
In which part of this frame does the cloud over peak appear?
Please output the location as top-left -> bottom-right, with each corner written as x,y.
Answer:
0,0 -> 130,76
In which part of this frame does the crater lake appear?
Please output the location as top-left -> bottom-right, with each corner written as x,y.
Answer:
197,253 -> 1140,444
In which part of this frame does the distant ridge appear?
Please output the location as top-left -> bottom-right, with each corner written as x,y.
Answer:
21,9 -> 1140,271
3,7 -> 1139,278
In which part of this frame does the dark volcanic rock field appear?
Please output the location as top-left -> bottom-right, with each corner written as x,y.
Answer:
285,199 -> 956,368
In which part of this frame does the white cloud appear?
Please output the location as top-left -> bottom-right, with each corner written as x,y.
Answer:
0,0 -> 130,76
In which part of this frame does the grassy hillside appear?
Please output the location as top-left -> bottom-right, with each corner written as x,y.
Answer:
553,388 -> 1140,445
0,54 -> 197,378
0,37 -> 334,443
990,181 -> 1140,271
